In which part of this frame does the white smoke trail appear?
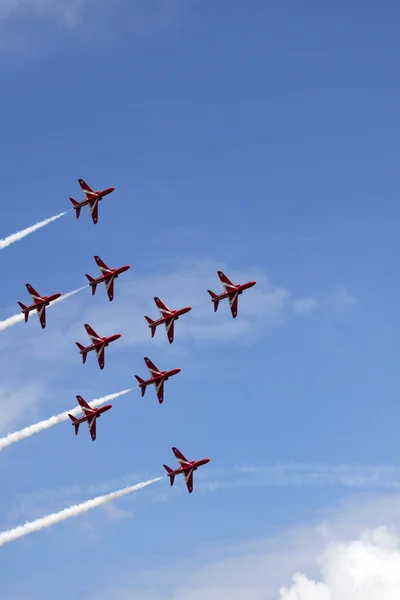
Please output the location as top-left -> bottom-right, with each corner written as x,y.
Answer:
0,477 -> 162,547
0,285 -> 88,333
50,286 -> 88,305
0,211 -> 68,250
0,388 -> 134,450
0,313 -> 24,331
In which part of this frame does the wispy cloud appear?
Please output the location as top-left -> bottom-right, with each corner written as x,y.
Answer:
0,0 -> 189,52
0,477 -> 161,548
80,493 -> 400,600
11,462 -> 400,523
0,381 -> 47,433
5,257 -> 353,363
0,0 -> 82,23
291,286 -> 356,317
292,296 -> 320,315
0,257 -> 356,435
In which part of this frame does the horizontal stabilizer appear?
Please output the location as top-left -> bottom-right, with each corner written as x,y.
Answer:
18,302 -> 29,321
69,198 -> 81,219
207,290 -> 219,312
163,464 -> 175,486
85,274 -> 97,295
76,342 -> 87,363
135,375 -> 146,396
68,414 -> 79,435
144,316 -> 156,338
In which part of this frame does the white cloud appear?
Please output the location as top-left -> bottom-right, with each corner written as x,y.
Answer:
0,0 -> 84,24
80,493 -> 400,600
0,381 -> 46,433
292,297 -> 320,315
30,257 -> 353,355
280,526 -> 400,600
100,502 -> 133,521
0,0 -> 188,32
0,257 -> 356,431
1,258 -> 291,363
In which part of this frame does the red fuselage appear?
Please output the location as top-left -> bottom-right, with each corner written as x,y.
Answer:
141,368 -> 181,388
77,187 -> 115,208
170,458 -> 211,477
23,293 -> 62,312
215,280 -> 257,301
80,334 -> 121,354
74,404 -> 112,425
91,264 -> 130,285
153,306 -> 192,327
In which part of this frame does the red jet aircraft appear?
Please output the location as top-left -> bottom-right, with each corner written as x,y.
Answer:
163,447 -> 210,493
207,271 -> 257,318
68,395 -> 112,441
69,178 -> 115,224
144,297 -> 192,344
76,324 -> 121,370
86,255 -> 130,302
135,357 -> 181,404
18,284 -> 62,329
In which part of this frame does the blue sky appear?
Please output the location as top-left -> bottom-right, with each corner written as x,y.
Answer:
1,1 -> 400,598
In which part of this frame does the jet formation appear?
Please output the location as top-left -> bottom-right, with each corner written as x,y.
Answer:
13,178 -> 257,494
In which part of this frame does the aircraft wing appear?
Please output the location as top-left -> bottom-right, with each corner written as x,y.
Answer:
172,447 -> 191,467
164,317 -> 175,344
154,297 -> 172,317
78,178 -> 95,197
95,343 -> 106,370
154,379 -> 165,404
86,415 -> 97,441
104,276 -> 115,302
217,271 -> 236,293
26,284 -> 43,303
183,468 -> 194,493
37,304 -> 46,329
94,255 -> 111,274
227,291 -> 239,319
144,357 -> 160,377
84,324 -> 101,342
77,395 -> 95,415
89,198 -> 99,224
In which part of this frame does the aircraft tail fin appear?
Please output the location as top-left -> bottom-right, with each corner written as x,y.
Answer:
18,302 -> 29,322
207,290 -> 219,312
85,274 -> 97,295
144,316 -> 156,338
135,375 -> 146,396
69,198 -> 81,219
163,465 -> 175,486
76,342 -> 87,363
68,414 -> 79,435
